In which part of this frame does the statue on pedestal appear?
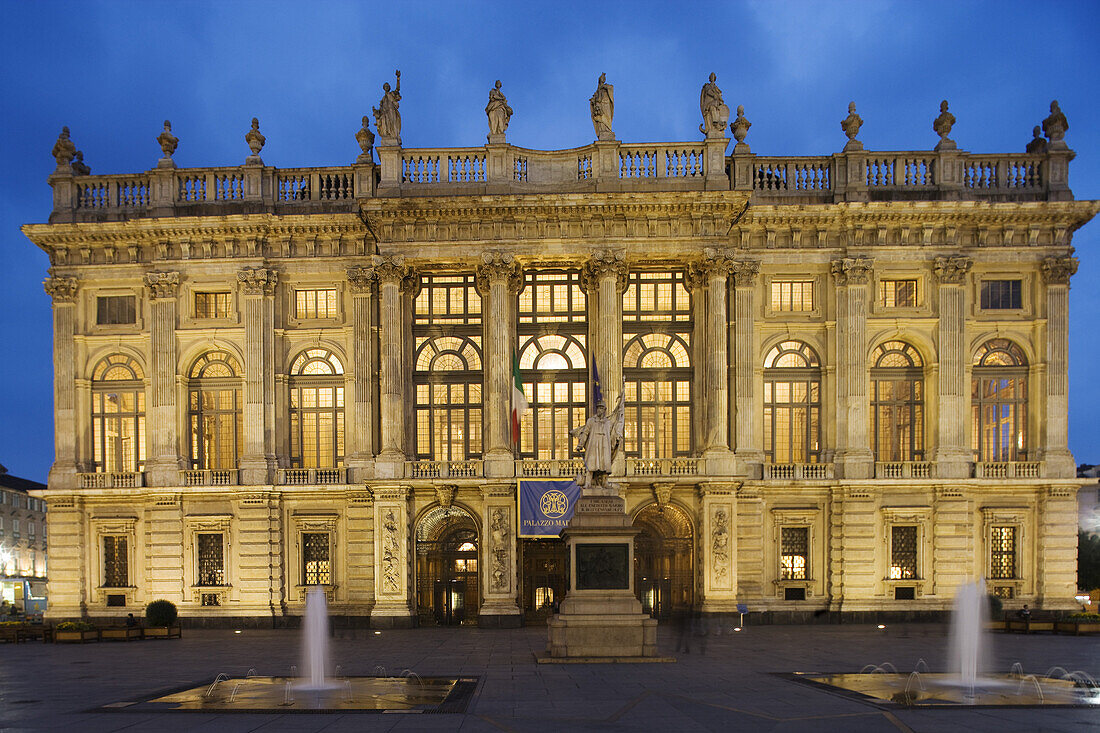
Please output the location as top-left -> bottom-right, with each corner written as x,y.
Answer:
373,70 -> 402,145
570,393 -> 624,490
589,73 -> 615,141
485,79 -> 512,142
699,72 -> 730,138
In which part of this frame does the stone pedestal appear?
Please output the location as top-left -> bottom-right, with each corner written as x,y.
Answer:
545,493 -> 658,659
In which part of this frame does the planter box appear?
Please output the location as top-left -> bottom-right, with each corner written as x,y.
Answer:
1054,621 -> 1100,635
1007,619 -> 1055,633
142,626 -> 181,639
55,629 -> 100,643
100,626 -> 143,641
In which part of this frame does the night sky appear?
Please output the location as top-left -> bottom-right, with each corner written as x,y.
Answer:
1,1 -> 1097,482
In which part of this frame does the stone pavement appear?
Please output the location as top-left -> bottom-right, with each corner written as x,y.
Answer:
1,623 -> 1098,732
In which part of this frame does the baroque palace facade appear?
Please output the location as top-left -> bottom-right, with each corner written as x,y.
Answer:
22,80 -> 1100,625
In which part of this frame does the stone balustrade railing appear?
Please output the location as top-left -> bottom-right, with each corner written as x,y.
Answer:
78,472 -> 144,489
973,461 -> 1043,479
626,457 -> 701,477
874,461 -> 934,479
181,469 -> 240,487
763,463 -> 835,480
46,136 -> 1074,224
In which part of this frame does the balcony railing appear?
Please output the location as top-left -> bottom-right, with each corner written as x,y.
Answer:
404,461 -> 483,479
974,461 -> 1043,479
277,468 -> 347,486
180,469 -> 239,487
78,472 -> 144,489
518,459 -> 584,479
875,461 -> 933,479
764,463 -> 835,480
626,458 -> 701,476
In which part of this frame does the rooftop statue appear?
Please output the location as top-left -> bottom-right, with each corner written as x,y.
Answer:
570,392 -> 625,491
731,105 -> 751,150
933,100 -> 956,151
51,127 -> 76,169
355,115 -> 375,163
485,79 -> 513,142
1026,125 -> 1048,154
841,101 -> 863,151
699,72 -> 730,138
373,70 -> 402,145
245,117 -> 265,164
589,73 -> 615,142
157,120 -> 179,168
70,150 -> 90,176
1042,100 -> 1068,146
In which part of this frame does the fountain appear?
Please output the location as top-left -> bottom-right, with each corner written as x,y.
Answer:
948,579 -> 988,693
298,587 -> 335,692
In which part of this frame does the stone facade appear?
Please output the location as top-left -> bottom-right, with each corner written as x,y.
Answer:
22,90 -> 1100,623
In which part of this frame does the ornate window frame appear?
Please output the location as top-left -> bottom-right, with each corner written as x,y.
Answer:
763,274 -> 822,319
871,273 -> 928,315
287,283 -> 344,327
183,514 -> 233,606
768,506 -> 821,599
973,272 -> 1031,319
881,506 -> 931,598
291,513 -> 339,603
90,288 -> 144,332
981,506 -> 1031,598
90,516 -> 138,607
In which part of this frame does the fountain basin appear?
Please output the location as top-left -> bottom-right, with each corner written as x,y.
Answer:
790,672 -> 1100,707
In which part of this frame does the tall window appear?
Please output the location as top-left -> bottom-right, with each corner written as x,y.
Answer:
622,271 -> 693,458
890,526 -> 918,579
103,536 -> 128,587
972,339 -> 1027,462
517,271 -> 587,459
763,341 -> 821,464
196,533 -> 224,586
289,349 -> 345,468
990,526 -> 1017,579
414,274 -> 482,461
188,351 -> 243,470
780,527 -> 809,580
91,354 -> 146,473
870,341 -> 924,462
302,533 -> 331,585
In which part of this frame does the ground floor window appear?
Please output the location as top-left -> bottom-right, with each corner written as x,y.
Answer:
302,533 -> 331,585
990,526 -> 1017,579
196,533 -> 225,586
889,526 -> 918,579
103,536 -> 128,587
780,527 -> 809,580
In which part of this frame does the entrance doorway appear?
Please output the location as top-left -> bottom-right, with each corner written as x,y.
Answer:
415,506 -> 479,626
633,503 -> 695,621
519,537 -> 569,624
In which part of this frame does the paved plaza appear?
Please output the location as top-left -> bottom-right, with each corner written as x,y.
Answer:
1,623 -> 1099,732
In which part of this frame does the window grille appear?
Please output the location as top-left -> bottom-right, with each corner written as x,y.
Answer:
780,527 -> 809,580
890,526 -> 918,579
196,533 -> 224,586
97,295 -> 136,325
201,593 -> 220,606
103,536 -> 128,587
303,533 -> 331,585
990,526 -> 1017,579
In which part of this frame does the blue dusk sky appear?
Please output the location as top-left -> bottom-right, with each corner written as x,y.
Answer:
0,1 -> 1097,482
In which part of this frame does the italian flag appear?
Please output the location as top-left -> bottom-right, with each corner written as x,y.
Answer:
511,352 -> 528,446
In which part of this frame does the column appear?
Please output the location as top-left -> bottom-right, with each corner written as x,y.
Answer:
478,483 -> 522,626
731,261 -> 762,476
931,256 -> 973,478
698,482 -> 737,614
370,484 -> 415,626
143,272 -> 182,487
475,253 -> 521,478
373,255 -> 411,478
346,266 -> 377,481
831,257 -> 874,479
1039,256 -> 1078,478
698,249 -> 734,474
237,267 -> 277,485
43,276 -> 79,489
581,250 -> 627,408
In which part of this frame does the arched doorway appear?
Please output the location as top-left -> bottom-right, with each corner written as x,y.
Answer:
633,503 -> 694,621
415,506 -> 479,626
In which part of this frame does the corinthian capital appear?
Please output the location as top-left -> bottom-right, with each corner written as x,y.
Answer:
1041,256 -> 1078,285
43,276 -> 79,303
579,249 -> 627,294
143,271 -> 180,300
691,247 -> 735,284
237,267 -> 278,295
372,254 -> 409,284
346,266 -> 377,294
730,260 -> 761,287
830,257 -> 874,286
474,252 -> 522,295
932,256 -> 973,284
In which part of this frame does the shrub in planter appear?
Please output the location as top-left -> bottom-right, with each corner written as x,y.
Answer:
56,621 -> 97,632
145,600 -> 178,627
987,594 -> 1003,619
1067,613 -> 1100,621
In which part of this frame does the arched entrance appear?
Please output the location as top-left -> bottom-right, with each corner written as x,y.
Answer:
633,503 -> 695,621
415,505 -> 479,626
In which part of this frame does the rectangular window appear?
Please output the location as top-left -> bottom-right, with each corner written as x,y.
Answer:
780,527 -> 809,580
980,280 -> 1022,310
890,526 -> 918,579
196,533 -> 225,586
990,526 -> 1017,579
97,295 -> 136,325
11,519 -> 18,535
295,289 -> 338,319
879,279 -> 918,308
194,291 -> 232,319
302,533 -> 331,585
28,522 -> 35,537
770,281 -> 814,312
103,536 -> 128,587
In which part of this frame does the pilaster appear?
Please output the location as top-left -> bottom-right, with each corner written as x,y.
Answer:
581,249 -> 627,402
44,276 -> 79,489
695,249 -> 734,474
475,254 -> 522,477
143,271 -> 182,486
931,256 -> 973,478
374,255 -> 412,478
369,484 -> 415,626
731,260 -> 762,477
346,266 -> 377,481
41,495 -> 86,619
237,267 -> 278,485
1036,486 -> 1078,609
478,482 -> 522,626
1038,256 -> 1077,477
698,482 -> 737,613
830,257 -> 874,479
931,486 -> 972,599
734,482 -> 764,599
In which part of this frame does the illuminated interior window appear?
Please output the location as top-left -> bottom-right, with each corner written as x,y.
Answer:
194,291 -> 232,319
870,341 -> 924,462
103,535 -> 128,587
990,526 -> 1017,579
302,533 -> 331,585
196,533 -> 224,586
889,526 -> 918,579
763,341 -> 821,464
770,281 -> 814,312
295,288 -> 338,319
187,351 -> 243,470
289,349 -> 345,468
879,279 -> 918,308
971,340 -> 1027,462
780,527 -> 808,580
91,354 -> 146,473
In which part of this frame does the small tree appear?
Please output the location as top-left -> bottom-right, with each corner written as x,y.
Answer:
1079,531 -> 1100,591
145,599 -> 178,627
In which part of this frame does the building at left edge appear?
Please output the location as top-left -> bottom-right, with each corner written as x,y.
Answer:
0,464 -> 48,615
21,77 -> 1100,627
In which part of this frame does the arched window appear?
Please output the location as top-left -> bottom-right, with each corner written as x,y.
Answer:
289,348 -> 345,468
517,270 -> 587,459
187,350 -> 243,470
870,341 -> 924,462
621,271 -> 693,459
91,355 -> 146,473
413,273 -> 483,462
763,340 -> 821,464
972,339 -> 1028,462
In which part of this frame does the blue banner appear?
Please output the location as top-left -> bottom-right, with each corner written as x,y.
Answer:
518,479 -> 583,538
